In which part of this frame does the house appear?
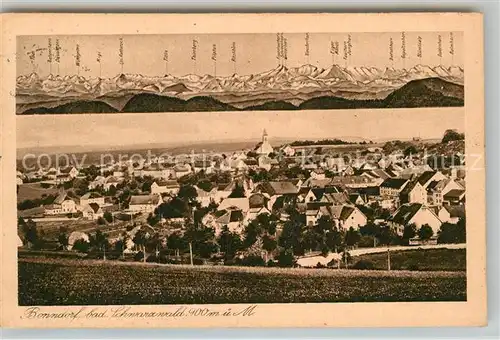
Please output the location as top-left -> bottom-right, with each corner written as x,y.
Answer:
218,197 -> 250,214
399,180 -> 427,205
103,176 -> 122,191
417,171 -> 447,189
44,192 -> 77,215
426,179 -> 465,206
138,164 -> 173,179
195,186 -> 217,207
306,203 -> 367,230
439,205 -> 466,224
304,186 -> 342,203
173,164 -> 192,178
247,193 -> 272,221
320,192 -> 350,205
388,203 -> 442,236
80,192 -> 105,207
151,180 -> 180,196
129,194 -> 162,213
280,144 -> 295,157
82,203 -> 104,220
256,181 -> 298,197
88,176 -> 106,190
330,175 -> 379,189
379,178 -> 409,198
254,129 -> 274,155
443,189 -> 466,205
258,155 -> 273,171
193,160 -> 214,174
55,174 -> 72,184
349,193 -> 365,205
326,157 -> 347,173
60,166 -> 79,178
310,168 -> 326,180
204,208 -> 246,236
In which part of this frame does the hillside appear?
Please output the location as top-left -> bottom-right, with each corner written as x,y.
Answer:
381,78 -> 464,108
22,100 -> 119,114
122,93 -> 238,112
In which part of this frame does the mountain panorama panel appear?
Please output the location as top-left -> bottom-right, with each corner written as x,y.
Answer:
16,32 -> 464,114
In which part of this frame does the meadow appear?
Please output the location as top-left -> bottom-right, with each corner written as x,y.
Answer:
19,257 -> 466,305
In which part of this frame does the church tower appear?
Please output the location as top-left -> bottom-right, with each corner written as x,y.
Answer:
262,129 -> 268,144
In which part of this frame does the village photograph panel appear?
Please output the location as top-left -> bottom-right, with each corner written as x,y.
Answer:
16,30 -> 468,306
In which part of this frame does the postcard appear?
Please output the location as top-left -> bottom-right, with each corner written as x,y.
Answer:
0,13 -> 486,328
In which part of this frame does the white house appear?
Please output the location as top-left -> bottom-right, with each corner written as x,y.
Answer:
399,180 -> 427,205
389,203 -> 442,236
151,180 -> 180,196
379,178 -> 409,198
254,129 -> 273,156
80,192 -> 105,208
129,194 -> 162,213
82,203 -> 104,220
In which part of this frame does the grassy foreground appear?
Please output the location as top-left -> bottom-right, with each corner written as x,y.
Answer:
353,248 -> 466,271
19,257 -> 466,305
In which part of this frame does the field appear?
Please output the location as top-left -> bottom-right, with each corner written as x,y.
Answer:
19,257 -> 466,305
17,183 -> 59,203
352,248 -> 466,272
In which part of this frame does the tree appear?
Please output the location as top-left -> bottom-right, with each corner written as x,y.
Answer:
132,229 -> 148,262
107,185 -> 117,196
21,219 -> 39,249
103,211 -> 113,223
97,216 -> 106,225
418,224 -> 434,240
277,249 -> 296,267
167,231 -> 186,257
442,129 -> 465,143
402,223 -> 417,241
197,180 -> 213,192
58,232 -> 69,250
404,145 -> 418,157
228,183 -> 246,198
262,234 -> 277,254
72,238 -> 90,253
438,218 -> 466,244
178,185 -> 198,203
217,226 -> 242,260
344,227 -> 361,247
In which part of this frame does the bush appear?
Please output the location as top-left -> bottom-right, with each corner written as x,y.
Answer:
134,251 -> 145,262
358,235 -> 375,248
97,217 -> 106,225
352,260 -> 375,270
236,255 -> 266,267
407,264 -> 420,271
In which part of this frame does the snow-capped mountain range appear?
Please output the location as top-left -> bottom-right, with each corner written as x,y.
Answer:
16,64 -> 464,102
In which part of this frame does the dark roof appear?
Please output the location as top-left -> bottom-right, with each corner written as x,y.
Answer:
444,205 -> 465,218
351,186 -> 380,196
248,193 -> 267,208
389,203 -> 423,225
130,195 -> 160,205
426,180 -> 441,191
229,210 -> 244,222
258,181 -> 298,196
417,171 -> 437,185
339,206 -> 355,221
400,180 -> 419,196
443,189 -> 466,199
380,178 -> 408,189
88,202 -> 100,213
311,186 -> 341,200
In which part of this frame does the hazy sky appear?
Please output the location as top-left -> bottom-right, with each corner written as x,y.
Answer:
17,31 -> 463,78
17,109 -> 464,151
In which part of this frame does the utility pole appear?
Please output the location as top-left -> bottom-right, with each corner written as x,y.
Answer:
189,242 -> 194,266
387,248 -> 391,271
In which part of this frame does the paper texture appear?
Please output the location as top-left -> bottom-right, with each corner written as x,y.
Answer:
1,13 -> 486,328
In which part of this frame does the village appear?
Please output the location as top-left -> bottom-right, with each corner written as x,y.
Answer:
16,129 -> 467,268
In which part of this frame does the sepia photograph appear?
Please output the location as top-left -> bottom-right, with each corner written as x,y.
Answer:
0,13 -> 486,328
16,31 -> 468,306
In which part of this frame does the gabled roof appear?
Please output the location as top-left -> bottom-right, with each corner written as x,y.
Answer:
248,193 -> 268,208
443,189 -> 466,200
155,179 -> 180,188
339,206 -> 355,221
81,192 -> 103,200
444,205 -> 465,218
88,202 -> 101,213
380,178 -> 408,190
389,203 -> 423,225
400,180 -> 420,196
258,181 -> 298,196
310,186 -> 341,201
321,192 -> 350,205
218,197 -> 249,212
53,192 -> 68,205
417,171 -> 437,185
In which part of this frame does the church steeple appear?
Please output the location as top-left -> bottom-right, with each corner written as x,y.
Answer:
262,129 -> 268,143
